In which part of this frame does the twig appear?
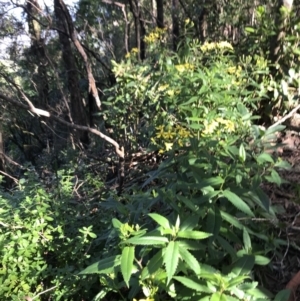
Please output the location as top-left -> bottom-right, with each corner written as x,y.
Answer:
0,170 -> 18,184
269,102 -> 300,129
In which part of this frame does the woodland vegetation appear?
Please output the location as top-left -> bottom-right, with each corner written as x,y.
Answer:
0,0 -> 300,300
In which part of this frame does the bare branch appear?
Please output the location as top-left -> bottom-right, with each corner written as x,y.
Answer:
0,93 -> 124,158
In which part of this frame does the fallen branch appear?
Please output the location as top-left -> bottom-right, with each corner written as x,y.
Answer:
0,92 -> 124,158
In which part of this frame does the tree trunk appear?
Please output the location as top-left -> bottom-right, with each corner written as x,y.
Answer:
172,0 -> 179,51
270,0 -> 294,69
128,0 -> 146,61
26,0 -> 49,107
54,0 -> 89,145
156,0 -> 164,28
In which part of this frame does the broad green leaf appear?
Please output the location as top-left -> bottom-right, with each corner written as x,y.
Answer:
178,245 -> 201,275
232,255 -> 255,276
125,236 -> 168,245
79,255 -> 121,274
148,213 -> 170,229
222,190 -> 254,217
210,292 -> 227,301
141,249 -> 164,280
265,169 -> 282,186
245,27 -> 255,33
121,246 -> 135,287
164,241 -> 179,284
173,276 -> 211,293
256,153 -> 274,164
254,255 -> 270,265
264,125 -> 285,136
112,218 -> 122,229
243,227 -> 251,252
177,230 -> 212,240
274,289 -> 291,301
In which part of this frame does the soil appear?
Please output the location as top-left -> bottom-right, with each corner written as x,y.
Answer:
262,130 -> 300,300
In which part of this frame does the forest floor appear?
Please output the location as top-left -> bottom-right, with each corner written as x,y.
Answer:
262,131 -> 300,301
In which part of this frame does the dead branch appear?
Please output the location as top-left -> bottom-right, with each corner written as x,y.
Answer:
0,92 -> 124,159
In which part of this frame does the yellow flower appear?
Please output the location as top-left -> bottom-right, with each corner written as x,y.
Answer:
178,139 -> 183,147
175,64 -> 186,73
167,90 -> 175,97
158,84 -> 169,91
164,142 -> 173,151
203,120 -> 219,134
131,47 -> 138,53
163,130 -> 175,140
125,52 -> 130,59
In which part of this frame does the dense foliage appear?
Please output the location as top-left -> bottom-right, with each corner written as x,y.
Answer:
0,0 -> 300,300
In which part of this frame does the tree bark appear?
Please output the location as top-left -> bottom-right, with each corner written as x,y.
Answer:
128,0 -> 146,61
172,0 -> 179,51
156,0 -> 164,28
26,0 -> 49,107
269,0 -> 294,69
54,0 -> 89,144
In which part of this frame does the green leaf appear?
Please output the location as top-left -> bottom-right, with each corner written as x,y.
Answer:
141,249 -> 164,280
112,218 -> 122,229
245,26 -> 255,33
265,169 -> 282,186
121,246 -> 135,287
232,255 -> 255,276
274,289 -> 291,301
148,213 -> 171,229
206,206 -> 221,237
227,275 -> 250,289
216,236 -> 237,261
164,241 -> 179,284
243,227 -> 251,252
79,255 -> 121,274
173,276 -> 211,293
210,292 -> 227,301
125,236 -> 168,245
177,230 -> 212,240
256,153 -> 274,164
239,144 -> 246,162
222,190 -> 254,217
178,245 -> 201,275
180,215 -> 199,231
254,255 -> 270,265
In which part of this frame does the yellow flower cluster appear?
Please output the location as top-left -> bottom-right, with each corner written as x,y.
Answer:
227,65 -> 242,75
144,27 -> 167,44
125,47 -> 139,59
152,124 -> 193,153
175,63 -> 195,73
203,118 -> 235,135
200,41 -> 233,52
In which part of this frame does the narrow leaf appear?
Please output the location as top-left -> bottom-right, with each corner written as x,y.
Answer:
173,276 -> 211,293
243,227 -> 251,252
148,213 -> 171,229
121,246 -> 135,287
222,190 -> 254,217
232,255 -> 255,276
79,255 -> 121,275
141,249 -> 164,280
177,230 -> 212,240
206,206 -> 221,237
125,236 -> 168,245
239,144 -> 246,162
178,245 -> 201,275
164,241 -> 179,284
